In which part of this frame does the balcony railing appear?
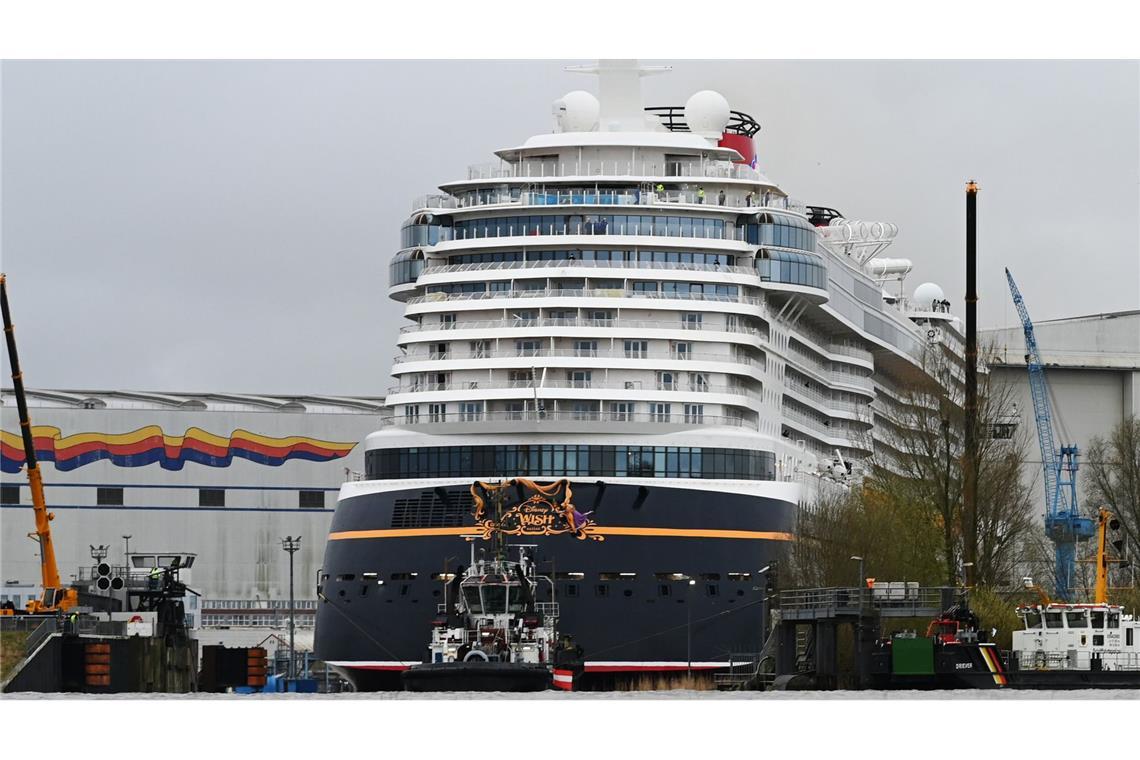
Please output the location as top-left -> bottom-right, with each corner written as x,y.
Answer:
783,382 -> 868,414
420,258 -> 757,278
387,379 -> 761,399
783,405 -> 872,443
392,346 -> 761,366
828,370 -> 874,391
828,342 -> 875,362
399,316 -> 760,336
378,410 -> 750,428
415,187 -> 798,213
406,288 -> 763,308
464,159 -> 770,182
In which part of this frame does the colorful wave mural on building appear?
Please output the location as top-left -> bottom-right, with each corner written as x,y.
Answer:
0,425 -> 357,473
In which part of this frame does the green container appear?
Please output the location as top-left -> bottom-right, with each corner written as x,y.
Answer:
891,637 -> 934,675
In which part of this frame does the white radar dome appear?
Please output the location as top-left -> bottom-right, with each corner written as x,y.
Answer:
913,282 -> 945,308
552,90 -> 600,133
684,90 -> 731,137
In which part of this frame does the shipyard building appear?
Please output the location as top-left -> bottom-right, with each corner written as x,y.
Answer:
981,309 -> 1140,510
1,390 -> 383,631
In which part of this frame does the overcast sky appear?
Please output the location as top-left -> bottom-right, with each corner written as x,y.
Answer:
2,60 -> 1137,397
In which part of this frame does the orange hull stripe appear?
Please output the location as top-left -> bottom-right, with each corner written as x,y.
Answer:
327,526 -> 795,541
329,528 -> 477,540
590,527 -> 794,541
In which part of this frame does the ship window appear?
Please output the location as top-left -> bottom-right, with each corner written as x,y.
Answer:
564,584 -> 579,597
706,584 -> 719,596
658,585 -> 671,597
1022,610 -> 1042,629
299,490 -> 325,509
595,585 -> 609,597
1043,612 -> 1064,629
1093,635 -> 1104,646
700,573 -> 722,581
462,587 -> 482,613
555,572 -> 585,580
1128,629 -> 1133,646
97,487 -> 124,506
336,574 -> 355,582
199,488 -> 225,508
1107,613 -> 1120,629
727,573 -> 752,582
507,586 -> 524,612
1066,611 -> 1088,628
391,572 -> 418,580
482,585 -> 507,613
1090,611 -> 1105,628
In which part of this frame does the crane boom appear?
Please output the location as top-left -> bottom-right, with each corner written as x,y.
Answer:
1004,268 -> 1094,601
1,273 -> 77,614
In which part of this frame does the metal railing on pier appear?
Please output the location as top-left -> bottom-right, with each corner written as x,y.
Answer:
777,586 -> 959,621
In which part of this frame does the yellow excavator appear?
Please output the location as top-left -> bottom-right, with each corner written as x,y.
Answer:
1,273 -> 78,615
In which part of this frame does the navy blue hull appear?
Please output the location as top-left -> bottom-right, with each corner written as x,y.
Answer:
314,479 -> 795,690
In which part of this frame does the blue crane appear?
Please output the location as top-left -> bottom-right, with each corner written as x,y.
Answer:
1005,268 -> 1094,600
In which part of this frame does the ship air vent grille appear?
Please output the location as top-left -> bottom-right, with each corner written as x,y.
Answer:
390,489 -> 472,528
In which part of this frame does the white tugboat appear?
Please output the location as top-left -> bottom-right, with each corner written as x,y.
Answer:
402,480 -> 584,692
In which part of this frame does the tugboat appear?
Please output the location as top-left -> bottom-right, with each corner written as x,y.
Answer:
401,480 -> 583,692
867,598 -> 1012,689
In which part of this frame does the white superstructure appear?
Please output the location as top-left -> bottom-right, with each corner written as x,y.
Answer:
378,60 -> 963,497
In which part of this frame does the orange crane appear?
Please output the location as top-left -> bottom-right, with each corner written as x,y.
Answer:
1092,508 -> 1129,604
1,273 -> 77,615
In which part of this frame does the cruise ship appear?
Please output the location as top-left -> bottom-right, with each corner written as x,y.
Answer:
312,60 -> 963,690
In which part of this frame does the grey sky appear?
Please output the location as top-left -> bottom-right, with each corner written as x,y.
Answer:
2,60 -> 1137,397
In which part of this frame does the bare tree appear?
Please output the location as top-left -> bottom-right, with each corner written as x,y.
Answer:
862,342 -> 1036,587
1083,415 -> 1140,572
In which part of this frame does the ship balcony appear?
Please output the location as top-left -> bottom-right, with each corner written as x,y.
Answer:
397,315 -> 765,342
385,379 -> 762,402
782,407 -> 873,452
791,333 -> 875,369
828,370 -> 875,394
392,345 -> 763,368
414,187 -> 798,214
456,158 -> 776,186
786,361 -> 874,400
379,409 -> 752,433
782,382 -> 870,420
420,257 -> 759,280
404,288 -> 768,315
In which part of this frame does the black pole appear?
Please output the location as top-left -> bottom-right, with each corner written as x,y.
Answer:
963,181 -> 979,589
686,586 -> 692,677
1,275 -> 37,470
281,535 -> 301,680
288,548 -> 296,678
